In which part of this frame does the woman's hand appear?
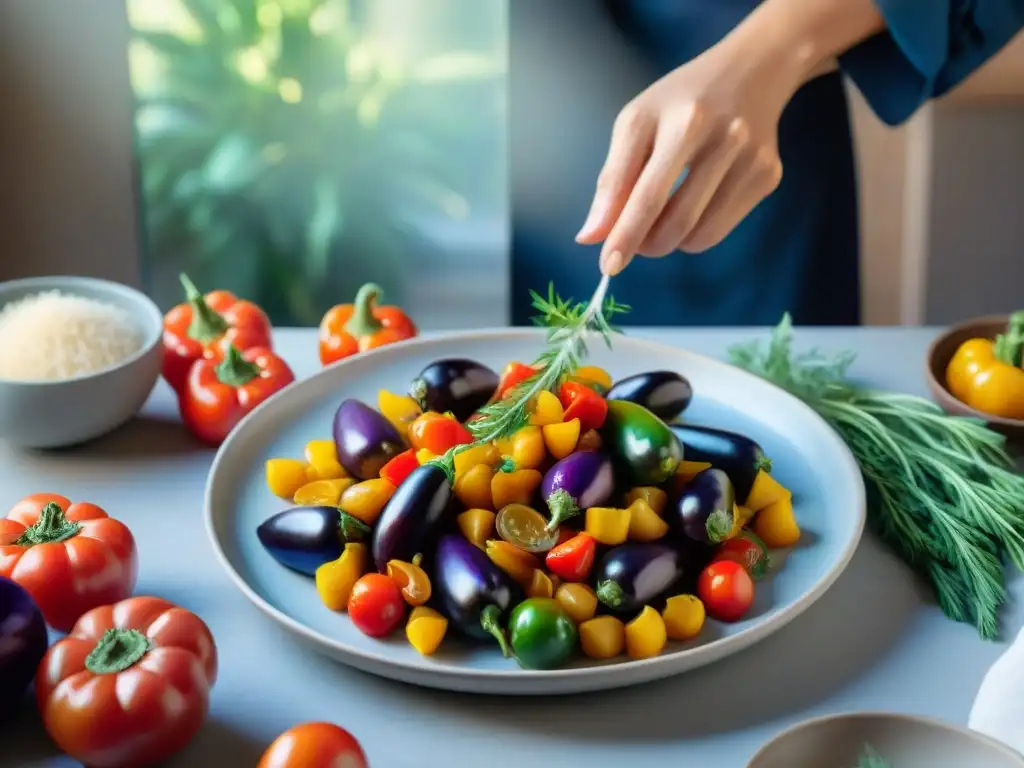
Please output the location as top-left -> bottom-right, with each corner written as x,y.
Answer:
578,0 -> 885,275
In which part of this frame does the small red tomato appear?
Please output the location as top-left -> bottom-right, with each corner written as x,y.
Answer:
714,532 -> 770,580
258,722 -> 368,768
348,574 -> 405,637
545,533 -> 597,583
557,381 -> 608,432
497,362 -> 538,398
379,449 -> 419,487
408,412 -> 473,454
697,560 -> 755,622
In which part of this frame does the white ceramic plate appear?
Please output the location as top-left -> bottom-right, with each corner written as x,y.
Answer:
205,329 -> 865,695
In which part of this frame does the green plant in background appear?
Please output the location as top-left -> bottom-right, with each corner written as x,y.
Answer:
128,0 -> 505,324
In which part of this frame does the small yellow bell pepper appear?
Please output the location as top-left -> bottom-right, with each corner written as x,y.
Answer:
579,615 -> 625,659
725,504 -> 756,539
303,440 -> 347,480
662,594 -> 705,641
585,506 -> 632,546
753,496 -> 801,548
625,605 -> 667,659
315,543 -> 367,611
265,458 -> 309,499
454,464 -> 494,510
491,468 -> 542,510
292,478 -> 355,507
529,390 -> 564,426
377,389 -> 422,439
453,443 -> 500,482
457,508 -> 496,548
946,312 -> 1024,420
494,426 -> 546,470
386,556 -> 432,606
555,582 -> 598,623
406,606 -> 448,656
415,448 -> 438,465
485,540 -> 540,585
573,365 -> 613,391
744,471 -> 791,512
543,418 -> 581,460
526,569 -> 555,599
625,486 -> 668,516
339,478 -> 397,525
626,498 -> 669,542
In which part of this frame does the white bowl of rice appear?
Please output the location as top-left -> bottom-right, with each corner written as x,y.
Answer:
0,275 -> 163,448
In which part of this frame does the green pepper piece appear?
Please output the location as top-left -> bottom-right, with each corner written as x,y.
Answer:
508,598 -> 578,670
601,400 -> 683,485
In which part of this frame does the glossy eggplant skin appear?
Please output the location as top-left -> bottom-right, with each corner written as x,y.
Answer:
670,468 -> 736,545
408,358 -> 499,422
669,424 -> 770,502
434,534 -> 523,641
256,506 -> 370,576
540,451 -> 614,526
607,371 -> 693,420
371,463 -> 453,572
601,400 -> 683,485
593,543 -> 683,617
333,399 -> 405,480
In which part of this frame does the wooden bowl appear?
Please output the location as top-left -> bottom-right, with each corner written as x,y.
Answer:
926,314 -> 1024,438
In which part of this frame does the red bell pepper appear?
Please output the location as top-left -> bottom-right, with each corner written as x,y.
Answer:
558,381 -> 608,432
545,532 -> 597,583
497,362 -> 538,399
380,449 -> 419,487
180,345 -> 295,445
408,412 -> 473,454
319,283 -> 417,366
162,273 -> 273,393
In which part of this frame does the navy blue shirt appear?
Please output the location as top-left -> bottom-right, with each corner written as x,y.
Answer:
512,1 -> 1024,326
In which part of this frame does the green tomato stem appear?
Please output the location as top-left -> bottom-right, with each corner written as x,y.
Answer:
342,283 -> 385,339
180,273 -> 229,343
595,579 -> 625,609
85,628 -> 151,675
498,457 -> 516,474
544,489 -> 580,532
479,604 -> 512,658
15,503 -> 82,546
994,310 -> 1024,367
215,345 -> 261,388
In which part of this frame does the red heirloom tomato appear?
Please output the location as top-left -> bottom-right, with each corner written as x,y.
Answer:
36,596 -> 218,768
0,493 -> 137,631
258,722 -> 369,768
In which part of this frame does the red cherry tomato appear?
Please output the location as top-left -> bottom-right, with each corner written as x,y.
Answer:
713,532 -> 770,580
557,381 -> 608,432
258,722 -> 368,768
497,362 -> 538,398
697,560 -> 754,622
348,574 -> 405,637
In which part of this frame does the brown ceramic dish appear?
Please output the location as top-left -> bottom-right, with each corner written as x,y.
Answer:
926,314 -> 1024,439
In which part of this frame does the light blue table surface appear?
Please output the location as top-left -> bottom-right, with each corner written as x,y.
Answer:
3,327 -> 1022,768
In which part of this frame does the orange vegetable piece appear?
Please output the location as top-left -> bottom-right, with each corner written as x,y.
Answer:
543,418 -> 581,460
454,464 -> 494,510
494,426 -> 546,470
485,540 -> 540,585
491,468 -> 542,510
457,508 -> 496,548
339,478 -> 397,525
386,556 -> 432,606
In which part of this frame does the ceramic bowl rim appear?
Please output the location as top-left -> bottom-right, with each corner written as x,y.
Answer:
0,275 -> 164,387
747,710 -> 1024,766
204,327 -> 866,684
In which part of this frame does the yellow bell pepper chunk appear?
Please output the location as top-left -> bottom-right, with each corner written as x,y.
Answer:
579,615 -> 626,660
725,504 -> 756,540
543,418 -> 581,460
265,458 -> 309,499
624,486 -> 668,516
625,606 -> 668,660
292,478 -> 355,507
526,569 -> 555,599
377,389 -> 422,439
415,448 -> 439,465
529,390 -> 564,426
485,540 -> 540,585
491,468 -> 542,511
315,543 -> 367,611
453,443 -> 500,482
573,366 -> 613,391
454,464 -> 494,510
626,498 -> 669,542
676,461 -> 713,483
406,606 -> 448,656
744,470 -> 791,512
303,440 -> 347,480
753,496 -> 801,548
457,508 -> 496,548
339,478 -> 397,526
386,557 -> 432,606
494,426 -> 546,470
585,506 -> 632,546
555,583 -> 598,624
662,594 -> 706,641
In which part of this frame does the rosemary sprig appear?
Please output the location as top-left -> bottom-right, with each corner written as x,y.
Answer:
857,745 -> 891,768
730,314 -> 1024,640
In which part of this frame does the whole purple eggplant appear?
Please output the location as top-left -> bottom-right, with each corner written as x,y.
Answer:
0,576 -> 48,722
540,451 -> 614,530
669,468 -> 736,545
607,371 -> 693,420
333,399 -> 404,480
433,534 -> 522,656
372,463 -> 453,572
408,358 -> 499,422
669,424 -> 771,503
594,543 -> 684,617
257,506 -> 370,576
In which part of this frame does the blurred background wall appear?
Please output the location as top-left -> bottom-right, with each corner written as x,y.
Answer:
0,0 -> 1021,327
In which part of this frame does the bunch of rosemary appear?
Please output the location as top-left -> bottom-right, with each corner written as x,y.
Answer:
729,315 -> 1024,640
